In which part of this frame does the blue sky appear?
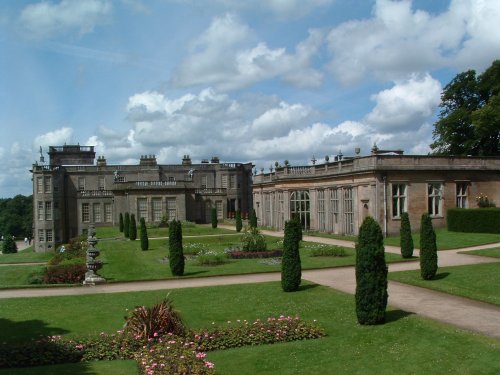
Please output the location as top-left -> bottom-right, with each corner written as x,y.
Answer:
1,0 -> 499,198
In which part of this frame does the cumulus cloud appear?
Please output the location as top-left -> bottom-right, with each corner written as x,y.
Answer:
326,0 -> 500,84
172,14 -> 324,90
33,127 -> 74,150
19,0 -> 112,39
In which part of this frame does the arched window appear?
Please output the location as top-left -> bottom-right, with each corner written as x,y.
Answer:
290,191 -> 310,230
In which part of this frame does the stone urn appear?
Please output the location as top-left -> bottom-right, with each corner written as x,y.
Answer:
83,225 -> 106,286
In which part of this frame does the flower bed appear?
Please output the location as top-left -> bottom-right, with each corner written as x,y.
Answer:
228,249 -> 283,259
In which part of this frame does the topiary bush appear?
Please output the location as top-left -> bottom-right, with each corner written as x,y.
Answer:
140,217 -> 149,251
2,234 -> 17,254
400,212 -> 414,258
129,214 -> 137,241
249,209 -> 258,228
169,220 -> 185,276
355,216 -> 388,325
211,208 -> 218,228
447,208 -> 500,234
119,213 -> 124,232
235,210 -> 243,232
124,212 -> 130,238
240,227 -> 267,252
420,213 -> 438,280
281,218 -> 302,292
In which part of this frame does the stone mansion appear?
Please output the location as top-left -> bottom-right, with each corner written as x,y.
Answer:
31,144 -> 500,252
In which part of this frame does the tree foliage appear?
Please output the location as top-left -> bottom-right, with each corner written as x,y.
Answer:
2,234 -> 18,254
211,208 -> 218,229
249,209 -> 258,228
140,217 -> 149,251
124,212 -> 130,238
169,220 -> 184,276
0,195 -> 32,239
281,218 -> 302,292
431,60 -> 500,156
119,213 -> 124,233
235,210 -> 243,233
419,214 -> 438,280
399,212 -> 414,259
129,214 -> 137,241
355,216 -> 388,325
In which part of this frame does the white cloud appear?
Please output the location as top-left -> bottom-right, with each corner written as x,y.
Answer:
33,127 -> 74,150
19,0 -> 112,39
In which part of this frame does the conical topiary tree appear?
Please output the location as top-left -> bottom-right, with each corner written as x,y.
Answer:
169,220 -> 184,276
2,234 -> 17,254
400,212 -> 414,259
420,213 -> 438,280
235,210 -> 243,232
124,212 -> 130,238
129,214 -> 137,241
249,209 -> 258,228
281,218 -> 302,292
140,217 -> 149,251
119,213 -> 124,233
355,216 -> 388,325
211,208 -> 218,229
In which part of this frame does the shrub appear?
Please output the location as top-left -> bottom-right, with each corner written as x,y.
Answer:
355,216 -> 388,325
211,208 -> 218,229
281,218 -> 302,292
235,210 -> 243,232
420,214 -> 438,280
119,213 -> 124,232
240,227 -> 267,251
307,245 -> 346,257
400,212 -> 414,258
228,249 -> 282,259
124,212 -> 130,238
140,217 -> 149,250
196,252 -> 228,266
43,263 -> 87,284
475,193 -> 496,208
124,298 -> 186,341
447,208 -> 500,234
129,214 -> 137,241
2,235 -> 17,254
169,220 -> 185,276
249,209 -> 258,228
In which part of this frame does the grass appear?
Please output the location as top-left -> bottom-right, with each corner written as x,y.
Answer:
384,228 -> 500,250
389,262 -> 500,306
304,231 -> 357,242
0,265 -> 45,287
96,224 -> 235,239
460,247 -> 500,258
0,247 -> 52,264
0,360 -> 138,375
0,282 -> 498,374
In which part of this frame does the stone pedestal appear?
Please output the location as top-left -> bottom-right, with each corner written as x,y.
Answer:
83,226 -> 106,286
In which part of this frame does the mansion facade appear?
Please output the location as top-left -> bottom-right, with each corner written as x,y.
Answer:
252,147 -> 500,236
31,145 -> 253,252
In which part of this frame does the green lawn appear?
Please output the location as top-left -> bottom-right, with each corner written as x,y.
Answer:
389,262 -> 500,306
460,247 -> 500,258
0,360 -> 138,375
0,282 -> 498,374
96,224 -> 236,239
384,228 -> 500,250
0,248 -> 52,264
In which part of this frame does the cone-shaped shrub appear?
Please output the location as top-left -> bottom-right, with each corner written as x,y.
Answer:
124,212 -> 130,238
250,209 -> 258,228
281,218 -> 302,292
129,214 -> 137,241
119,213 -> 124,233
420,213 -> 438,280
236,210 -> 243,232
140,217 -> 149,251
2,234 -> 17,254
169,220 -> 184,276
211,208 -> 218,228
355,216 -> 388,325
400,212 -> 414,259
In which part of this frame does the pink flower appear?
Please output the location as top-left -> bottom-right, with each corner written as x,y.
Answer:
204,361 -> 215,369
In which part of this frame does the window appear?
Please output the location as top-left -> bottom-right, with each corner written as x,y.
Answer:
168,176 -> 176,183
201,176 -> 207,189
392,184 -> 407,218
78,177 -> 85,191
216,201 -> 223,219
104,203 -> 112,223
343,188 -> 354,235
152,198 -> 162,222
82,203 -> 90,222
221,175 -> 228,188
428,183 -> 443,216
46,229 -> 53,243
290,191 -> 310,230
317,190 -> 326,231
44,177 -> 52,193
45,201 -> 52,220
38,201 -> 44,221
167,198 -> 177,220
230,175 -> 236,189
38,229 -> 45,242
456,183 -> 468,208
329,188 -> 339,225
93,203 -> 101,223
36,177 -> 43,194
138,198 -> 148,221
98,176 -> 105,190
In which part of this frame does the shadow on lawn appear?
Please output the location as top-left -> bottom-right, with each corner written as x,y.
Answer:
0,318 -> 70,343
433,272 -> 450,280
183,270 -> 209,276
385,310 -> 414,323
0,362 -> 103,375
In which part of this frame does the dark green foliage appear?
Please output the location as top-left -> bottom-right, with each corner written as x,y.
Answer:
0,194 -> 32,239
168,220 -> 184,276
235,210 -> 243,232
281,218 -> 302,292
249,209 -> 258,228
129,214 -> 137,241
124,212 -> 130,238
355,216 -> 388,325
2,234 -> 17,254
119,213 -> 124,232
211,208 -> 218,229
140,218 -> 149,250
447,208 -> 500,234
420,214 -> 438,280
400,212 -> 414,258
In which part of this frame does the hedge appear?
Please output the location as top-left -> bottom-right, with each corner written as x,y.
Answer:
447,208 -> 500,234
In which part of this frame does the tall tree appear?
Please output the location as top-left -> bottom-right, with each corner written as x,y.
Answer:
211,208 -> 218,229
140,217 -> 149,251
281,218 -> 302,292
249,209 -> 258,229
124,212 -> 130,238
355,216 -> 388,325
235,210 -> 243,233
400,212 -> 414,259
0,195 -> 33,239
169,220 -> 184,276
129,214 -> 137,241
431,60 -> 500,156
420,214 -> 438,280
119,213 -> 124,233
2,234 -> 17,254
